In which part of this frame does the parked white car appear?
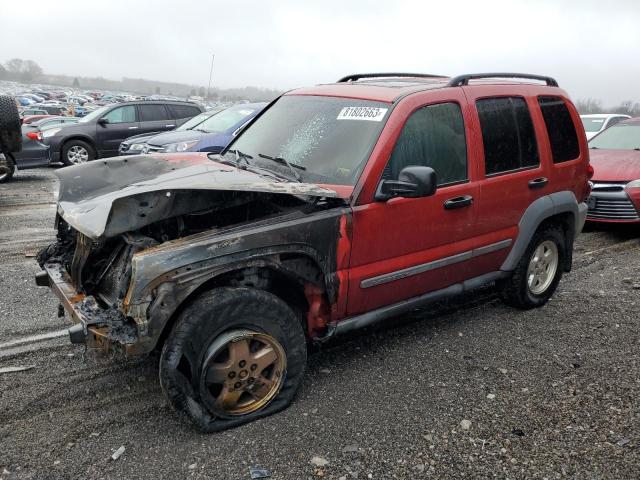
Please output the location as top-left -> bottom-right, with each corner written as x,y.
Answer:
581,114 -> 631,140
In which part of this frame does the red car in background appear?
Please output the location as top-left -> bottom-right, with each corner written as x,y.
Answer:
21,114 -> 56,125
587,118 -> 640,223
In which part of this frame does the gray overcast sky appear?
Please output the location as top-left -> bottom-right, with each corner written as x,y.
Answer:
1,0 -> 639,104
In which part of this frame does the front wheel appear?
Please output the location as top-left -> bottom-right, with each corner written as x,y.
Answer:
61,140 -> 95,166
159,287 -> 307,432
500,225 -> 566,309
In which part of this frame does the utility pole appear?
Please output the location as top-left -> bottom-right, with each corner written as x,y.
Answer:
207,53 -> 215,100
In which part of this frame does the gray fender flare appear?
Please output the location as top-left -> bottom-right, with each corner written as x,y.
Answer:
500,191 -> 587,272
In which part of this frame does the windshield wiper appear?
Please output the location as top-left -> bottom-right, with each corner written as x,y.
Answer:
258,153 -> 305,182
226,149 -> 253,169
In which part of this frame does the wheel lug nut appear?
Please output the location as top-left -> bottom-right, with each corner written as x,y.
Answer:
228,371 -> 236,379
250,364 -> 257,371
248,378 -> 254,384
239,360 -> 246,368
234,382 -> 242,389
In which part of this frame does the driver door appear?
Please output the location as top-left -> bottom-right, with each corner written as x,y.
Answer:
96,105 -> 139,158
347,95 -> 486,315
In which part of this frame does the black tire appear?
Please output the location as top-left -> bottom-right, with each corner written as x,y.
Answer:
61,139 -> 95,166
0,152 -> 16,183
500,225 -> 566,309
0,95 -> 22,153
159,287 -> 307,432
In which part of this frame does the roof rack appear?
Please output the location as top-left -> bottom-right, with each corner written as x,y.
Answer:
337,73 -> 448,83
448,73 -> 558,87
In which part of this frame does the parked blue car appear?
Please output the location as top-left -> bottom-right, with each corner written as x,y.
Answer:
16,97 -> 35,106
119,103 -> 267,156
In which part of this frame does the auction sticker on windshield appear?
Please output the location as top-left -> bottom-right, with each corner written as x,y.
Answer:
337,106 -> 388,122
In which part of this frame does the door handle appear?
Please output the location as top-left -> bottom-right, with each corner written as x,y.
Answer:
444,195 -> 473,210
165,124 -> 175,128
128,126 -> 139,130
528,177 -> 548,189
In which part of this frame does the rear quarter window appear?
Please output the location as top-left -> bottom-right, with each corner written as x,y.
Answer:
169,105 -> 201,120
538,96 -> 580,163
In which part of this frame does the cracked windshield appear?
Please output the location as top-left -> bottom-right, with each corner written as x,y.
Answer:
228,95 -> 389,184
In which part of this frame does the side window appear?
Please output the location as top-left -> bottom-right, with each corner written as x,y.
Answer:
476,97 -> 539,175
139,104 -> 170,122
103,105 -> 136,124
383,102 -> 467,186
537,96 -> 579,163
169,105 -> 201,119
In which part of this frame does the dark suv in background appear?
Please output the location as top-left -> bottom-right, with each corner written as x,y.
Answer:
42,100 -> 203,165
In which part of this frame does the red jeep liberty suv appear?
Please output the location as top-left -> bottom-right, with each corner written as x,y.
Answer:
37,72 -> 590,431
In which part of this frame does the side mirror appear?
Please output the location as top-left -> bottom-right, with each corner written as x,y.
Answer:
375,166 -> 437,201
97,118 -> 109,126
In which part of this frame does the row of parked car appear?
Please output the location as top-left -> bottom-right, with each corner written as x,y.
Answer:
2,97 -> 266,181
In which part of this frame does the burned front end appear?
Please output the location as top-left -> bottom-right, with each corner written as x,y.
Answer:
37,220 -> 149,353
36,155 -> 349,355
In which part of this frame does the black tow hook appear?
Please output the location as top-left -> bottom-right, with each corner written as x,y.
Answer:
68,324 -> 86,344
35,271 -> 49,287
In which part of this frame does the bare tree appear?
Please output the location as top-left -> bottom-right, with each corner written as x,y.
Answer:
3,58 -> 43,82
22,60 -> 43,81
609,100 -> 640,117
5,58 -> 24,75
575,98 -> 603,114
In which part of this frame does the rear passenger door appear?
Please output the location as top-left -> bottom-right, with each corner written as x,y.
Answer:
466,92 -> 550,272
138,104 -> 175,135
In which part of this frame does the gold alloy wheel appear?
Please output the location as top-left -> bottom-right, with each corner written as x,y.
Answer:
200,329 -> 286,416
526,240 -> 559,295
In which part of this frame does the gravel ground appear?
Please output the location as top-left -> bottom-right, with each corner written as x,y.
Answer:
1,168 -> 639,479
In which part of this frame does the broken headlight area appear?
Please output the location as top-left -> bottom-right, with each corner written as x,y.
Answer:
37,220 -> 154,351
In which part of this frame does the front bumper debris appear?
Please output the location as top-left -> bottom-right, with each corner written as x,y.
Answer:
37,263 -> 143,355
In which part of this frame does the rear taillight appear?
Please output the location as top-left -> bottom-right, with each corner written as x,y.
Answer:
26,132 -> 43,142
586,164 -> 594,180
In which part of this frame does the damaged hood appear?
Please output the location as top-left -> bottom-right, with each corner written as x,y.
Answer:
56,153 -> 340,239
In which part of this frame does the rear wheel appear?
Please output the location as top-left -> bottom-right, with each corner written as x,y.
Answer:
61,140 -> 95,166
500,225 -> 565,309
0,152 -> 16,183
159,287 -> 307,432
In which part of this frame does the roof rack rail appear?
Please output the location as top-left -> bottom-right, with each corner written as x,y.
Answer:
448,73 -> 558,87
337,73 -> 448,83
